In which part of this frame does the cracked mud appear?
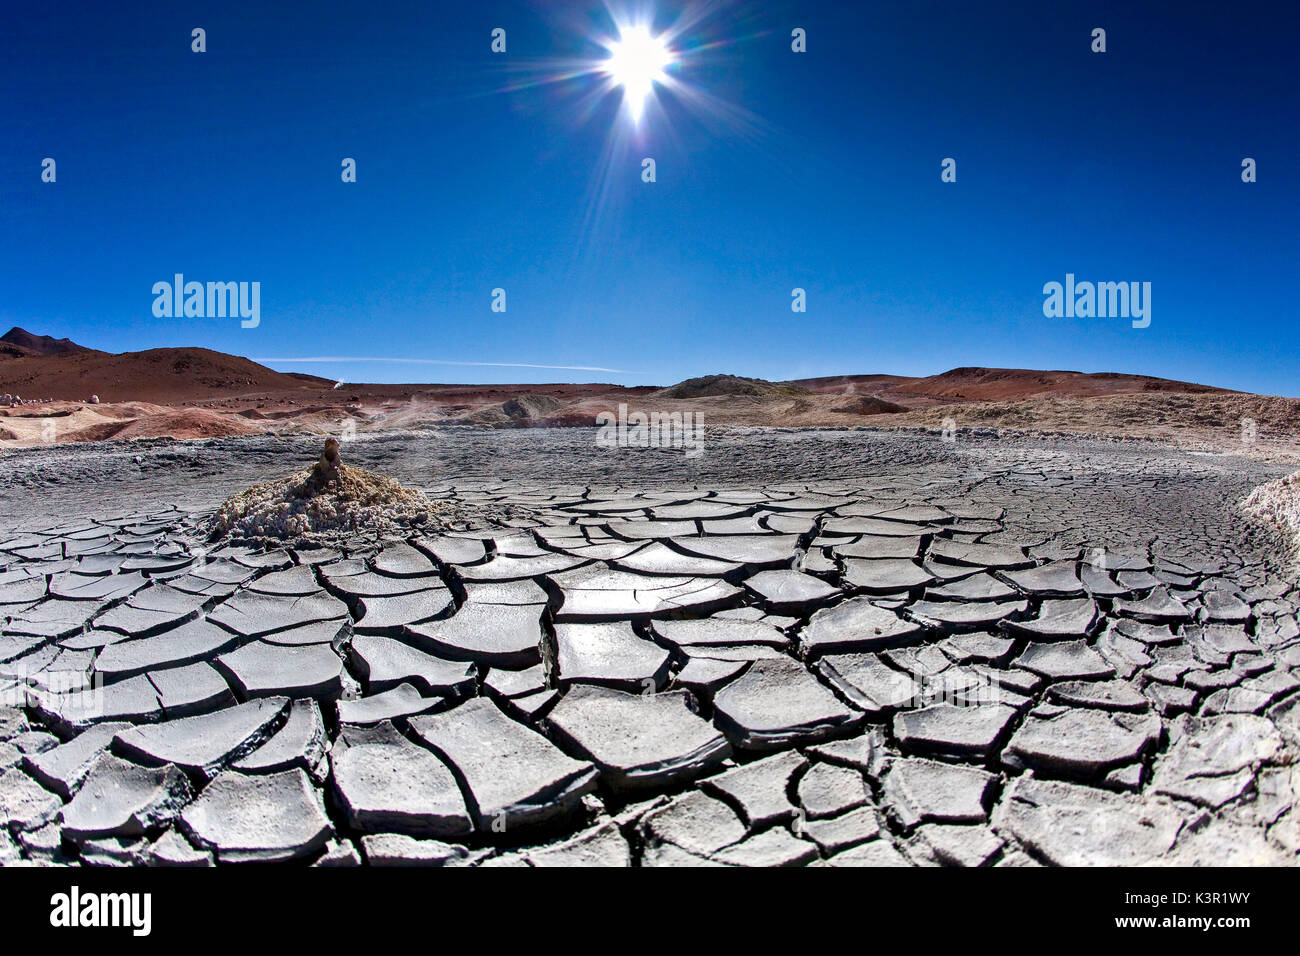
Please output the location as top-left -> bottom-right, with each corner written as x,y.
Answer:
0,428 -> 1297,866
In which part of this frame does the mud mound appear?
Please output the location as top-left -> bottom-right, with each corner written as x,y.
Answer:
0,401 -> 273,446
463,393 -> 569,427
502,394 -> 565,420
463,405 -> 514,427
787,398 -> 815,415
1242,470 -> 1300,557
109,409 -> 263,441
658,374 -> 809,400
832,394 -> 908,415
60,420 -> 133,443
209,441 -> 443,541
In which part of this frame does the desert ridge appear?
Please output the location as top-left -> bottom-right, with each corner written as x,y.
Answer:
1,328 -> 1296,457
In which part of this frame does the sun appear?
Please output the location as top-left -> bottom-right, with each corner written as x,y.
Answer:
602,24 -> 674,125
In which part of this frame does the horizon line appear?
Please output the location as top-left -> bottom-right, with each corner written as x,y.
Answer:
253,356 -> 638,374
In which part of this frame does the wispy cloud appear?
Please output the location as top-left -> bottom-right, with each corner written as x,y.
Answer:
253,356 -> 634,373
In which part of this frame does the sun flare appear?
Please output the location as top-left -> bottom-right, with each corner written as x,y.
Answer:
602,24 -> 674,125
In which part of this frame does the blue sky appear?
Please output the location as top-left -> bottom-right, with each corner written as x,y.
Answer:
2,1 -> 1296,394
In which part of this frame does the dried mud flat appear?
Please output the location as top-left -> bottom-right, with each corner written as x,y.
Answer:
0,428 -> 1297,867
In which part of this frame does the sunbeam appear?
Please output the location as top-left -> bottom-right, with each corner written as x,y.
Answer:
601,22 -> 675,125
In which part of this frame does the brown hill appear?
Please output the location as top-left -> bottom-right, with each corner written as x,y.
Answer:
1,331 -> 1279,455
890,366 -> 1231,402
830,394 -> 909,415
657,374 -> 810,399
789,367 -> 1235,407
1,327 -> 99,360
0,326 -> 98,358
0,343 -> 331,403
787,374 -> 912,394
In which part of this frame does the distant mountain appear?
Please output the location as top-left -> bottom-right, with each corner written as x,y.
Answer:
0,331 -> 1278,447
0,327 -> 97,358
0,329 -> 1244,409
789,367 -> 1234,406
657,374 -> 810,399
0,332 -> 332,403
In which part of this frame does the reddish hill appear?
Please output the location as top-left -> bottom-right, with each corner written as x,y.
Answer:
0,327 -> 100,360
789,374 -> 913,396
0,341 -> 332,403
788,367 -> 1234,408
0,333 -> 1290,452
0,330 -> 1245,421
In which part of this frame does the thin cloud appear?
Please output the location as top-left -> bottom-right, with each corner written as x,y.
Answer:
253,356 -> 634,373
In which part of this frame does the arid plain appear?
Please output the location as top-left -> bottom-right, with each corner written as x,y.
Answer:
1,328 -> 1297,867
